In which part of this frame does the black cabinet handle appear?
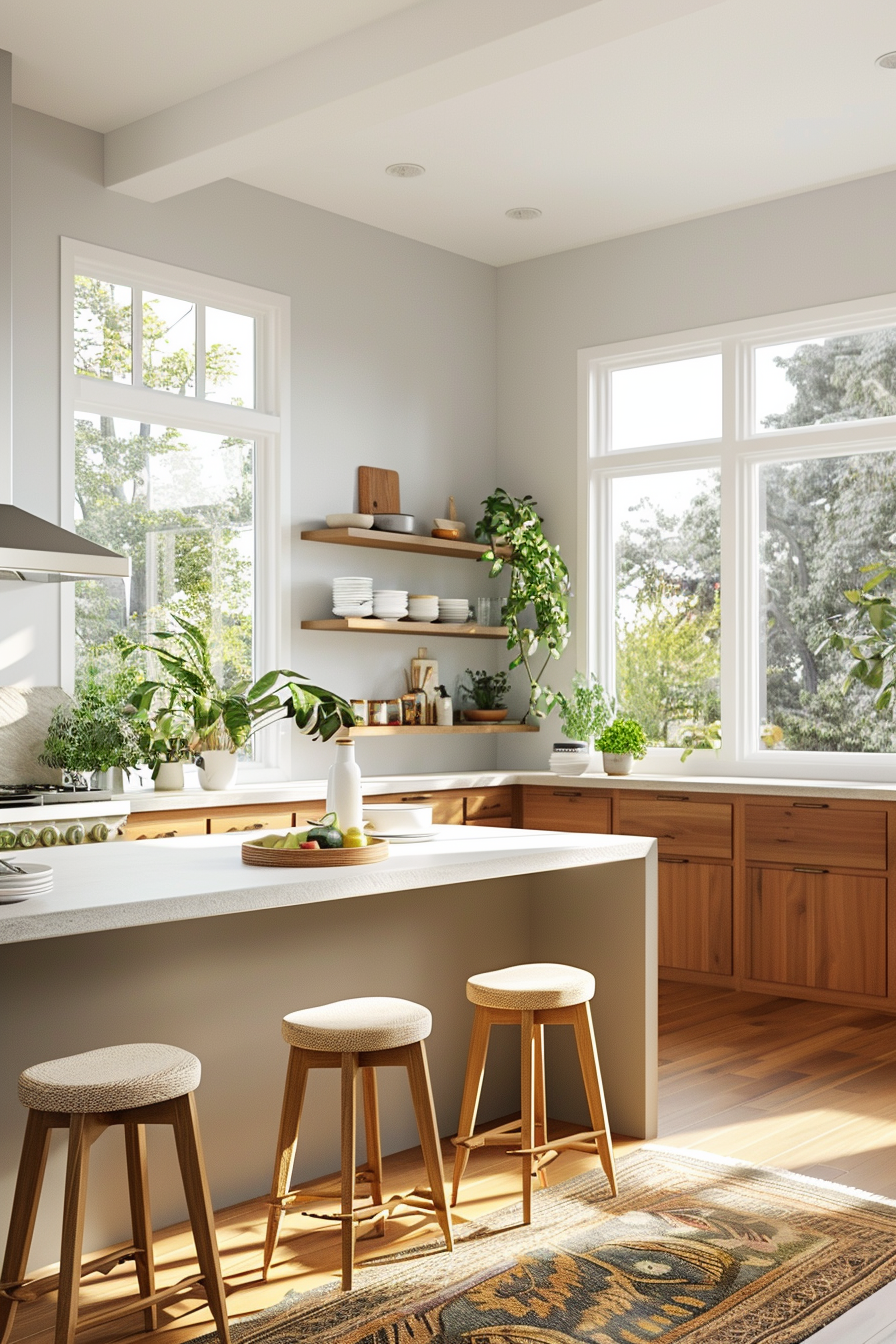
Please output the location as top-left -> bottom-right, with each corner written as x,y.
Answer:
793,865 -> 828,873
792,802 -> 829,809
552,790 -> 583,798
659,856 -> 689,864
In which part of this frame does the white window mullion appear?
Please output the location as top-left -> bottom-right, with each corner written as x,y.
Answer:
132,287 -> 143,391
718,338 -> 739,765
196,303 -> 206,401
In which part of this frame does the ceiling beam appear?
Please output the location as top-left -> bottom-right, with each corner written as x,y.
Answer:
104,0 -> 725,202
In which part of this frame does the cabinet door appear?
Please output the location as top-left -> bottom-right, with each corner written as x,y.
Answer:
658,860 -> 732,975
616,797 -> 732,859
293,799 -> 328,824
210,811 -> 294,834
744,803 -> 887,870
127,817 -> 207,840
748,867 -> 887,997
372,790 -> 465,825
521,787 -> 611,833
464,788 -> 513,823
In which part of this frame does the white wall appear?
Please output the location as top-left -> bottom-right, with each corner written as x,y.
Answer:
495,168 -> 896,769
5,106 -> 501,779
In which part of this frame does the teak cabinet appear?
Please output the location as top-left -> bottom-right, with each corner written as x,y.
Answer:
520,783 -> 896,1012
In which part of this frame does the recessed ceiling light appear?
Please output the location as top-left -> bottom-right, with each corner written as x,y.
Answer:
386,163 -> 425,177
876,51 -> 896,68
506,207 -> 542,221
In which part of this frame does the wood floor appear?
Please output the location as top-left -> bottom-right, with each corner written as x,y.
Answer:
9,979 -> 896,1344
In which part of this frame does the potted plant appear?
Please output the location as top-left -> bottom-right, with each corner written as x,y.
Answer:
126,611 -> 355,791
39,693 -> 142,791
476,489 -> 570,722
461,669 -> 510,723
128,688 -> 193,790
596,716 -> 648,775
552,673 -> 612,773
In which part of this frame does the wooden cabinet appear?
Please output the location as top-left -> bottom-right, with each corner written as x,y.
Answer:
210,810 -> 294,834
464,788 -> 513,823
126,816 -> 207,841
658,860 -> 733,976
520,787 -> 611,833
744,803 -> 887,870
748,867 -> 887,998
616,795 -> 732,859
373,790 -> 466,825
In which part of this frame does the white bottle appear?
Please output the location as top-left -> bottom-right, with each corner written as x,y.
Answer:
436,685 -> 454,727
326,737 -> 363,832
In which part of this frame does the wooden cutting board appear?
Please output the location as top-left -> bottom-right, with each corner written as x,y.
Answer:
358,467 -> 400,515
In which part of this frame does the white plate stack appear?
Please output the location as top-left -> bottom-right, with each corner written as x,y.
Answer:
0,861 -> 54,903
373,589 -> 408,620
438,598 -> 471,624
333,576 -> 373,617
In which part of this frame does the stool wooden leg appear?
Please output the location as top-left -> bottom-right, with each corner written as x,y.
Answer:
170,1093 -> 231,1344
520,1010 -> 535,1224
361,1067 -> 385,1238
124,1122 -> 157,1332
533,1024 -> 549,1189
572,1002 -> 617,1197
340,1054 -> 358,1291
55,1114 -> 105,1344
451,1007 -> 491,1205
0,1110 -> 54,1344
404,1043 -> 453,1253
263,1047 -> 310,1278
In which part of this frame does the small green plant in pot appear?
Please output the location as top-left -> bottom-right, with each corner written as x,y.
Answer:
128,686 -> 193,790
461,669 -> 511,723
556,674 -> 612,748
39,694 -> 142,790
596,716 -> 648,776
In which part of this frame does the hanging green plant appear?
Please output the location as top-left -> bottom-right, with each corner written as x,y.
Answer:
475,489 -> 570,722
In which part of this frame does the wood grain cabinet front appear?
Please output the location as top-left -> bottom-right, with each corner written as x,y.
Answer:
520,787 -> 611,833
748,867 -> 887,998
616,796 -> 732,859
658,860 -> 733,976
126,817 -> 207,841
209,811 -> 294,834
744,803 -> 887,870
372,790 -> 466,826
464,788 -> 513,823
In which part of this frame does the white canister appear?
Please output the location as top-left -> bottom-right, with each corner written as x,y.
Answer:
436,690 -> 454,726
326,738 -> 363,832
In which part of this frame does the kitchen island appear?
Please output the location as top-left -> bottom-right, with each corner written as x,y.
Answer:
0,824 -> 656,1270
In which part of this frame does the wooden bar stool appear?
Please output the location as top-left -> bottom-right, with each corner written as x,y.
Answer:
0,1043 -> 230,1344
263,996 -> 454,1290
451,962 -> 617,1222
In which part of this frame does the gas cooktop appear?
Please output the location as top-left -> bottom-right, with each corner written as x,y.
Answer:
0,785 -> 113,808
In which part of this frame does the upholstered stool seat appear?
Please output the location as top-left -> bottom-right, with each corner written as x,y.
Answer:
452,962 -> 617,1224
282,997 -> 431,1053
18,1043 -> 201,1114
466,963 -> 595,1012
1,1044 -> 229,1344
265,996 -> 452,1291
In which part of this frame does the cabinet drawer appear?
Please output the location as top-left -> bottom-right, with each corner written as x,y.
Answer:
465,816 -> 512,828
748,867 -> 887,997
293,799 -> 327,824
744,803 -> 887,870
659,860 -> 732,975
127,817 -> 207,840
616,797 -> 732,859
210,811 -> 294,834
522,787 -> 611,833
373,791 -> 465,826
464,788 -> 513,822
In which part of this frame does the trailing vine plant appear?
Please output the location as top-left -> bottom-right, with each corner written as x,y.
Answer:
475,489 -> 570,722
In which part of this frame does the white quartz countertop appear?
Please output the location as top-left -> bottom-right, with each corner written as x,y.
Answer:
0,825 -> 654,944
114,768 -> 896,811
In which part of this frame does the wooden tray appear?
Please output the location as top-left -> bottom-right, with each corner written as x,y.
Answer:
242,835 -> 390,867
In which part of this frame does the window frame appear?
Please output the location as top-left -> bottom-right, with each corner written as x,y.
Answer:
579,289 -> 896,781
60,238 -> 291,779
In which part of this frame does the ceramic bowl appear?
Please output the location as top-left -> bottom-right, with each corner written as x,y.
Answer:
432,528 -> 461,541
362,803 -> 433,835
326,514 -> 375,529
372,514 -> 418,533
433,518 -> 468,538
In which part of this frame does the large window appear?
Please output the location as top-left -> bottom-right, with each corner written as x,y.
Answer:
583,295 -> 896,776
62,241 -> 288,764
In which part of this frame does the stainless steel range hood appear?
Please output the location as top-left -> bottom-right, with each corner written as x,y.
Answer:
0,504 -> 130,582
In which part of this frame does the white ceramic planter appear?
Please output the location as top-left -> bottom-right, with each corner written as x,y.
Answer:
154,762 -> 185,791
550,740 -> 590,776
196,750 -> 238,791
91,767 -> 125,793
602,751 -> 634,776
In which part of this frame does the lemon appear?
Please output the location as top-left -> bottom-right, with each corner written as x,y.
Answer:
343,827 -> 367,848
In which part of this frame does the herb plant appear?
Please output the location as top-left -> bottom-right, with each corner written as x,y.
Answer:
596,716 -> 648,760
462,669 -> 511,710
39,695 -> 142,783
556,674 -> 612,745
475,489 -> 570,721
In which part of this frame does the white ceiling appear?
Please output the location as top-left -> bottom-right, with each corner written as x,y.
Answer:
4,0 -> 896,266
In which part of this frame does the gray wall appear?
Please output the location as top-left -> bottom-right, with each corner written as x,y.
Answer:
494,168 -> 896,769
4,106 -> 500,778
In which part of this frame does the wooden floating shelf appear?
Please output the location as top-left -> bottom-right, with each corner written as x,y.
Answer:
301,618 -> 508,640
349,723 -> 538,736
301,527 -> 511,561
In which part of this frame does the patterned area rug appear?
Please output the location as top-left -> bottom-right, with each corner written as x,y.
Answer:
214,1146 -> 896,1344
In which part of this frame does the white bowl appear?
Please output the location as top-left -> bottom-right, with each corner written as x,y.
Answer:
327,514 -> 375,529
363,803 -> 433,835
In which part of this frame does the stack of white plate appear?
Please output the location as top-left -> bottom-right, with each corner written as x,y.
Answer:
333,576 -> 373,617
0,861 -> 53,903
438,598 -> 470,624
373,589 -> 408,619
407,594 -> 439,622
362,804 -> 436,843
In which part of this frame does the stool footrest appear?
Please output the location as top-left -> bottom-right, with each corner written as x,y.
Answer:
296,1187 -> 439,1226
1,1242 -> 140,1302
452,1120 -> 520,1151
512,1130 -> 606,1158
